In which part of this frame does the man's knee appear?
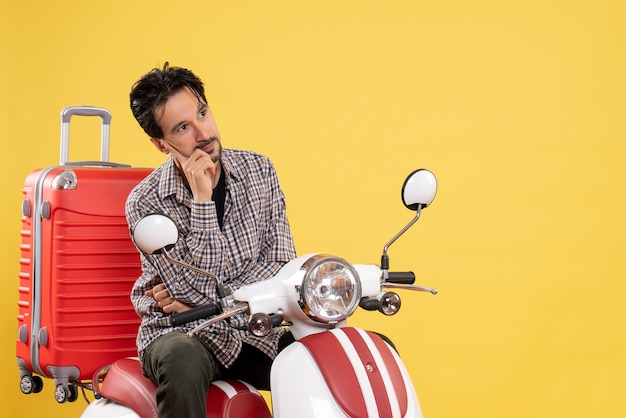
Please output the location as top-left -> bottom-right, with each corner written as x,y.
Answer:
144,331 -> 219,383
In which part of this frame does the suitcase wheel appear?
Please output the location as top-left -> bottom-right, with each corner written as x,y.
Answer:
54,383 -> 79,403
20,375 -> 43,394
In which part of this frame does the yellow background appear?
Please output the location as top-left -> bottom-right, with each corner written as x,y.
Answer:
1,0 -> 625,417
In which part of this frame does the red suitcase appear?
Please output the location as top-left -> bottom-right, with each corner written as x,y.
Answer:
16,106 -> 152,403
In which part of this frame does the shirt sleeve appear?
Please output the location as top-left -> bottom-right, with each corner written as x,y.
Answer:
150,200 -> 228,306
237,161 -> 297,286
126,178 -> 227,308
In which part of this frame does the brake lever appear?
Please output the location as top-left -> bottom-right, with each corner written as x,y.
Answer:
186,303 -> 249,338
382,283 -> 438,295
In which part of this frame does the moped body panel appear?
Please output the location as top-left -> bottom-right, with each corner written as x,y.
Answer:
271,327 -> 422,418
234,256 -> 383,340
80,398 -> 139,418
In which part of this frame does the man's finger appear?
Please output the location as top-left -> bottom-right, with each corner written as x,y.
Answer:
153,283 -> 167,293
154,288 -> 171,302
161,140 -> 187,165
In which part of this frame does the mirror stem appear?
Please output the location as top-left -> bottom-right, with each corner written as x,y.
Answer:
162,248 -> 228,301
381,204 -> 423,281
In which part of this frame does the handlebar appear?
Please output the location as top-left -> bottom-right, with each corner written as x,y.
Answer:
171,303 -> 221,327
386,271 -> 416,284
359,298 -> 380,311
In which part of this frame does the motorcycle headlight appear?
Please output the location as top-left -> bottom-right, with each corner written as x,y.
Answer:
299,254 -> 362,323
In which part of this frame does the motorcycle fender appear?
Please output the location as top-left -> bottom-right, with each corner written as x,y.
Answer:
271,328 -> 422,418
79,397 -> 140,418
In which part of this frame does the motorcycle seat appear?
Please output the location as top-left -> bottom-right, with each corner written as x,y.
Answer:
97,357 -> 272,418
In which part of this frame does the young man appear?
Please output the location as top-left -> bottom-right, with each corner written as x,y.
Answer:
126,63 -> 296,418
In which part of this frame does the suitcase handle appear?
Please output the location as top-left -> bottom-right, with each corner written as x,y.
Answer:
62,161 -> 131,168
60,106 -> 112,165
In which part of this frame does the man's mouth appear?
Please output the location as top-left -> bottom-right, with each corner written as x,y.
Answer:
197,137 -> 217,152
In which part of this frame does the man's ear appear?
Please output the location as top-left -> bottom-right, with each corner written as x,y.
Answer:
150,137 -> 169,154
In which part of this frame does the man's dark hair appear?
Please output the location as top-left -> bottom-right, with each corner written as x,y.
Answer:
130,62 -> 207,138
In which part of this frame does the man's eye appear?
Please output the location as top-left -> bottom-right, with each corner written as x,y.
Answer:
177,124 -> 187,132
199,109 -> 207,118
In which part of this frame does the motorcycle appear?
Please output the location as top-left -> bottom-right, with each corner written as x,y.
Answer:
80,168 -> 439,418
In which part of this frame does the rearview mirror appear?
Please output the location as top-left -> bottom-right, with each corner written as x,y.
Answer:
132,214 -> 178,254
402,169 -> 437,210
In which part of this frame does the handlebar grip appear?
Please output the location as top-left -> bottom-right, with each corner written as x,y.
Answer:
359,297 -> 380,311
270,313 -> 284,327
387,271 -> 416,284
171,304 -> 221,326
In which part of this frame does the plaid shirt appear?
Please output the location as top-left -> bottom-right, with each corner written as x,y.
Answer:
126,148 -> 296,368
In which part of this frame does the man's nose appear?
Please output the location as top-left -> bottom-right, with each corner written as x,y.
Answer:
196,122 -> 213,142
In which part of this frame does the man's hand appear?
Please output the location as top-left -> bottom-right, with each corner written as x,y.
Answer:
145,283 -> 192,314
162,143 -> 217,202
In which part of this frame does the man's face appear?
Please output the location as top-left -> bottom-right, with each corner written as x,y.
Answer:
151,87 -> 222,163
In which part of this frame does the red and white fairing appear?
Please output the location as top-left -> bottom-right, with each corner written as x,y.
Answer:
271,327 -> 422,418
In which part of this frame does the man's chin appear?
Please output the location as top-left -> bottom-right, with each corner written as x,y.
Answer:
211,145 -> 222,163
